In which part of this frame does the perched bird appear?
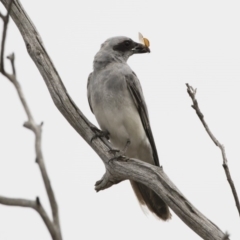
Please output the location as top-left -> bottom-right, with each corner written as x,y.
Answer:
87,36 -> 171,220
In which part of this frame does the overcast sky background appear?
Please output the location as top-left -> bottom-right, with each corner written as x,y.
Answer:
0,0 -> 240,239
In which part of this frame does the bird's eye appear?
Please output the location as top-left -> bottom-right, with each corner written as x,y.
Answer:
124,40 -> 131,46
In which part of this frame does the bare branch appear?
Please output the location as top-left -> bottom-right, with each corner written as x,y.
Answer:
0,195 -> 36,208
0,195 -> 57,239
0,12 -> 4,19
7,52 -> 16,75
0,0 -> 13,80
186,83 -> 240,217
95,170 -> 123,192
1,51 -> 33,122
14,79 -> 61,231
22,120 -> 62,234
0,0 -> 12,72
0,2 -> 62,239
0,0 -> 231,239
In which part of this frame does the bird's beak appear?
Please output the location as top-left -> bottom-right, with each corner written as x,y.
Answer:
132,42 -> 150,54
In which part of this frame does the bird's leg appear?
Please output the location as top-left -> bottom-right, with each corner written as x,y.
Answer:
122,139 -> 131,154
90,126 -> 110,142
108,139 -> 131,162
90,126 -> 128,159
108,139 -> 130,155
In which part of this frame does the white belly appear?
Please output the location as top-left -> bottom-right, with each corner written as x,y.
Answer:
93,99 -> 154,164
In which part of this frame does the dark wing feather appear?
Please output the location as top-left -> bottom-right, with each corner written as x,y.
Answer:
87,72 -> 93,113
126,73 -> 160,166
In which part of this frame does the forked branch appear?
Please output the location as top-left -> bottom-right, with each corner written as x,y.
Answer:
0,196 -> 56,238
0,2 -> 62,240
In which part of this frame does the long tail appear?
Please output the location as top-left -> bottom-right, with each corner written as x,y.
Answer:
130,180 -> 171,220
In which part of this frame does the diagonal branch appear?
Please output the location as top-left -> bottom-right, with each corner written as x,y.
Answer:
0,0 -> 231,239
186,83 -> 240,217
0,2 -> 62,240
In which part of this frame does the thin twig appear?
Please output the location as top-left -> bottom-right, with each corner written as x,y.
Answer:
7,52 -> 16,75
0,2 -> 62,240
186,83 -> 240,217
0,196 -> 56,239
0,0 -> 13,78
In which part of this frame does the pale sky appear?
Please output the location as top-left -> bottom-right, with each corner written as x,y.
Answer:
0,0 -> 240,239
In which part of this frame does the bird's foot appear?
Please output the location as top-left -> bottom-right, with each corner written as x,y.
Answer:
90,126 -> 109,142
108,154 -> 129,163
108,140 -> 131,163
108,148 -> 120,155
108,148 -> 120,163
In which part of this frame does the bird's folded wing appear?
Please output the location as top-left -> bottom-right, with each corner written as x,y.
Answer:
126,73 -> 160,166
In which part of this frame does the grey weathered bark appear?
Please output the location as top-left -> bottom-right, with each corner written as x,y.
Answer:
0,2 -> 62,240
0,0 -> 231,239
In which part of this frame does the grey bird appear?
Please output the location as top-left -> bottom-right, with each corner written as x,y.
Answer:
87,36 -> 171,220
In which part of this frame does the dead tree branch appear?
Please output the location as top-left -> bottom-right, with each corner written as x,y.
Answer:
0,2 -> 62,240
0,0 -> 231,239
186,83 -> 240,217
0,0 -> 13,79
0,196 -> 56,239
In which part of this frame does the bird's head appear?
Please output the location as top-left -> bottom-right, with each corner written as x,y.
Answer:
99,36 -> 150,61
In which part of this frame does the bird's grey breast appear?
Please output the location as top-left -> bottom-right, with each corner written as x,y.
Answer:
89,63 -> 131,114
88,63 -> 145,148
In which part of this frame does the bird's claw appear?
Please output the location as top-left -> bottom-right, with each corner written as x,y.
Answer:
90,126 -> 109,142
107,140 -> 130,163
108,149 -> 120,154
107,148 -> 120,163
108,152 -> 129,163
